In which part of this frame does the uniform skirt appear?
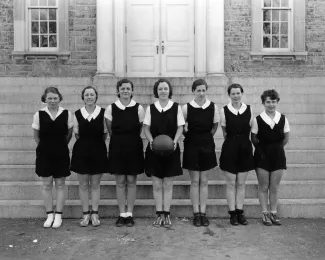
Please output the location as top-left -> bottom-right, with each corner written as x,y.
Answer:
254,142 -> 286,172
108,133 -> 144,175
183,132 -> 217,171
71,139 -> 109,175
36,139 -> 71,178
219,135 -> 254,174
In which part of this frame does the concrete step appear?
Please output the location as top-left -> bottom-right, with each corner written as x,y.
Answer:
0,164 -> 324,182
1,150 -> 324,165
1,180 -> 324,200
1,136 -> 324,150
0,198 -> 324,218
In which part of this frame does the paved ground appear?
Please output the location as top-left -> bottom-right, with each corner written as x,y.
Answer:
0,218 -> 324,260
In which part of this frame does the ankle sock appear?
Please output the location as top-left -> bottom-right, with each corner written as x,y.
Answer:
270,211 -> 277,214
126,212 -> 132,217
120,212 -> 127,218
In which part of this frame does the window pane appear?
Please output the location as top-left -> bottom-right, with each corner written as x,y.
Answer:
281,10 -> 288,21
49,22 -> 56,33
263,10 -> 271,21
39,0 -> 47,6
281,0 -> 289,7
272,36 -> 279,47
31,22 -> 39,33
272,10 -> 279,21
40,22 -> 48,33
48,0 -> 56,6
49,35 -> 57,47
272,23 -> 279,34
40,9 -> 48,20
32,35 -> 39,47
264,0 -> 271,7
30,0 -> 38,6
280,36 -> 288,48
273,0 -> 280,7
281,22 -> 288,34
49,9 -> 56,20
41,35 -> 48,47
263,36 -> 271,48
263,23 -> 271,34
31,9 -> 39,20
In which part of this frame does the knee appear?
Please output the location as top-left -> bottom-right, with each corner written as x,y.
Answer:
200,179 -> 208,188
127,179 -> 137,189
79,181 -> 89,191
43,183 -> 53,192
258,183 -> 269,193
269,183 -> 280,193
153,183 -> 162,192
91,181 -> 101,190
163,181 -> 173,191
226,181 -> 236,189
236,182 -> 246,190
116,180 -> 126,189
55,182 -> 65,191
191,179 -> 200,188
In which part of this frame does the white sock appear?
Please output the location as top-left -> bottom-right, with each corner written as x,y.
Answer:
43,213 -> 54,228
126,212 -> 132,217
120,213 -> 127,218
270,211 -> 277,214
52,213 -> 62,228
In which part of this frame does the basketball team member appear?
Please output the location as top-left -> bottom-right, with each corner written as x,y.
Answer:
143,79 -> 185,228
251,89 -> 290,226
219,84 -> 254,225
105,79 -> 145,227
182,79 -> 219,227
70,86 -> 109,227
32,87 -> 73,228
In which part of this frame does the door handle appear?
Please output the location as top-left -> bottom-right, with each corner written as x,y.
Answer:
156,45 -> 159,54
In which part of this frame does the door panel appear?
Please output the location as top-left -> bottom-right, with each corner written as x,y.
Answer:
126,0 -> 160,77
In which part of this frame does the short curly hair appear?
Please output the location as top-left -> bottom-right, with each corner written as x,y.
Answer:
41,87 -> 63,103
261,89 -> 280,103
153,78 -> 173,99
227,83 -> 244,95
116,78 -> 134,98
81,86 -> 98,102
192,79 -> 208,92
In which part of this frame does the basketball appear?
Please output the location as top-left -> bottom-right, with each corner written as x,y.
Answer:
152,135 -> 174,156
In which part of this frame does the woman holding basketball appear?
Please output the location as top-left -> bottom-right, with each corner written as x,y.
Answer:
105,79 -> 145,227
182,79 -> 219,227
143,79 -> 185,228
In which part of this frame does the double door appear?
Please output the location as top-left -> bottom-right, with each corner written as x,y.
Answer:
126,0 -> 194,77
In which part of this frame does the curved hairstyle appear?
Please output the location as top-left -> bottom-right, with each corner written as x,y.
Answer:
227,83 -> 244,95
81,86 -> 98,102
153,78 -> 173,99
116,78 -> 134,98
261,89 -> 280,103
41,87 -> 63,103
192,79 -> 208,92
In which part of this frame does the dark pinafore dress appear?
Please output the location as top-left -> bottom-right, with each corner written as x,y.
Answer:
35,110 -> 71,178
254,114 -> 287,172
145,102 -> 183,179
108,103 -> 144,175
70,108 -> 109,175
219,105 -> 254,174
183,102 -> 217,171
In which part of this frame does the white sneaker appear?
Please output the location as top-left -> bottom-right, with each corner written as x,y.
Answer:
52,213 -> 62,228
43,213 -> 54,228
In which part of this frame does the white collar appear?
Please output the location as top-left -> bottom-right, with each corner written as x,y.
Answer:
42,106 -> 65,120
227,102 -> 247,115
115,99 -> 136,110
260,111 -> 281,129
189,99 -> 211,109
154,100 -> 174,112
80,105 -> 101,121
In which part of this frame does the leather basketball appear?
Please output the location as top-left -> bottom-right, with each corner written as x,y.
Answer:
152,135 -> 174,156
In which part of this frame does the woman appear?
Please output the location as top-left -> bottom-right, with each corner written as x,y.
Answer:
70,86 -> 108,227
182,79 -> 219,227
32,87 -> 73,228
143,79 -> 185,228
219,83 -> 254,225
105,79 -> 145,227
251,89 -> 290,226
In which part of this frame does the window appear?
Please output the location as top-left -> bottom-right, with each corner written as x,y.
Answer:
12,0 -> 69,60
251,0 -> 307,60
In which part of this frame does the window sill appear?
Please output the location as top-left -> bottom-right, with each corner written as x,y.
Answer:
11,51 -> 71,61
250,52 -> 308,61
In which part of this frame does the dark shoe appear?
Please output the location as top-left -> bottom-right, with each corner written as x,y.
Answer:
270,213 -> 281,226
153,211 -> 164,227
236,209 -> 248,225
193,213 -> 201,227
262,212 -> 272,226
164,212 -> 172,228
228,210 -> 239,225
200,213 -> 210,227
125,216 -> 135,227
115,216 -> 126,227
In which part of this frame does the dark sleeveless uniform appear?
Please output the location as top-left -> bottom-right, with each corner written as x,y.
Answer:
107,103 -> 144,175
35,110 -> 71,178
254,114 -> 287,172
70,108 -> 109,174
183,102 -> 217,171
145,103 -> 183,178
219,105 -> 254,174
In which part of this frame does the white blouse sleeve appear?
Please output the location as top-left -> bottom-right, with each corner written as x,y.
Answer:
143,106 -> 151,126
32,112 -> 40,130
104,105 -> 112,121
284,117 -> 290,133
177,105 -> 185,126
182,104 -> 188,121
67,111 -> 74,129
220,107 -> 226,127
213,104 -> 220,123
251,118 -> 258,134
73,114 -> 79,134
249,106 -> 254,127
138,105 -> 145,123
